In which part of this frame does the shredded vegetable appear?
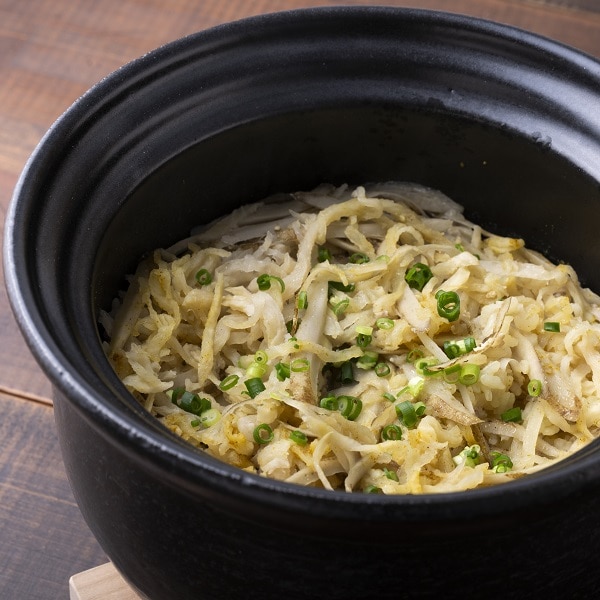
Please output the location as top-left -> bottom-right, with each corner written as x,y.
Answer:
101,182 -> 600,494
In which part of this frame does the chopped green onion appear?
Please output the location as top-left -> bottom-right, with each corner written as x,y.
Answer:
245,377 -> 266,398
383,392 -> 396,403
414,401 -> 426,416
253,423 -> 274,444
195,268 -> 212,286
190,419 -> 200,427
318,247 -> 332,262
319,396 -> 338,411
501,407 -> 522,423
257,274 -> 285,293
356,325 -> 374,336
491,451 -> 513,473
199,408 -> 221,428
443,336 -> 476,359
340,361 -> 355,384
436,290 -> 461,322
375,362 -> 391,377
219,374 -> 239,390
364,485 -> 383,494
375,317 -> 394,330
290,358 -> 310,372
356,333 -> 372,348
454,444 -> 480,468
337,395 -> 363,421
297,291 -> 308,310
397,376 -> 425,399
406,348 -> 424,363
328,281 -> 355,294
395,400 -> 422,428
404,262 -> 433,292
381,424 -> 402,441
349,252 -> 370,264
356,351 -> 378,369
172,390 -> 211,416
455,243 -> 465,252
443,364 -> 462,384
528,379 -> 542,397
254,350 -> 268,364
415,357 -> 439,376
246,362 -> 267,379
383,467 -> 399,481
459,364 -> 480,386
274,362 -> 291,381
290,430 -> 308,446
543,321 -> 561,332
332,299 -> 350,316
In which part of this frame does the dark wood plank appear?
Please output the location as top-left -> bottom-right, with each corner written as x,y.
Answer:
0,392 -> 106,599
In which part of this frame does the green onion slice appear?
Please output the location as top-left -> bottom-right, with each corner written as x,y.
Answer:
318,247 -> 332,262
356,333 -> 372,348
374,362 -> 391,377
257,274 -> 285,292
415,357 -> 439,376
290,358 -> 310,372
332,299 -> 350,316
364,485 -> 383,494
404,262 -> 433,292
349,252 -> 370,264
491,451 -> 513,473
199,408 -> 221,428
381,424 -> 402,441
543,321 -> 561,332
337,395 -> 363,421
275,362 -> 291,381
290,430 -> 308,446
443,364 -> 462,384
375,317 -> 394,330
253,423 -> 274,444
219,374 -> 239,390
406,348 -> 424,363
528,379 -> 542,397
245,377 -> 266,398
501,407 -> 522,422
254,350 -> 268,364
459,364 -> 480,386
195,268 -> 212,286
246,362 -> 267,379
383,467 -> 399,482
328,281 -> 355,294
340,361 -> 355,384
356,351 -> 378,369
319,396 -> 338,411
395,400 -> 420,428
435,289 -> 461,322
172,389 -> 211,416
297,291 -> 308,310
443,336 -> 476,359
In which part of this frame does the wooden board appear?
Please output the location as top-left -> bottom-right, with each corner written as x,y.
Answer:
69,563 -> 141,600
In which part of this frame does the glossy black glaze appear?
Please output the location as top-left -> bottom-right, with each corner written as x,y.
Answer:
5,7 -> 600,599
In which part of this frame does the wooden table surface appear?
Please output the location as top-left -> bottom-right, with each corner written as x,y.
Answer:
2,0 -> 600,597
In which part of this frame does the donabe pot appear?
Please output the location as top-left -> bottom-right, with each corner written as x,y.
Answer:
5,7 -> 600,599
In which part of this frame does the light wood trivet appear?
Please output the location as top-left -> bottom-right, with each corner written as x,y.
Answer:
69,562 -> 141,599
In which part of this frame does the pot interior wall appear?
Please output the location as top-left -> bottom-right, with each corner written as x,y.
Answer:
95,105 -> 600,319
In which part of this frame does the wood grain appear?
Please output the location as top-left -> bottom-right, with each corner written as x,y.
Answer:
1,1 -> 600,598
0,392 -> 106,599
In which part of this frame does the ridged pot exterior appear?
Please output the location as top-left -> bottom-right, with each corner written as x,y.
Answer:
6,7 -> 600,599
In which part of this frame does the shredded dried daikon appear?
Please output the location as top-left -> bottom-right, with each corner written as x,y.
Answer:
101,183 -> 600,494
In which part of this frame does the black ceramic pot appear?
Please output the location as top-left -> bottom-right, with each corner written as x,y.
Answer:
5,7 -> 600,599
